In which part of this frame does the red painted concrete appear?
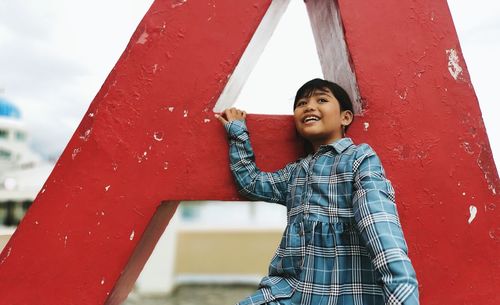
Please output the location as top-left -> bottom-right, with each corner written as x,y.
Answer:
0,0 -> 498,304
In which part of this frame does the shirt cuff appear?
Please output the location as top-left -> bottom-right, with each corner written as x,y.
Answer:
225,120 -> 249,142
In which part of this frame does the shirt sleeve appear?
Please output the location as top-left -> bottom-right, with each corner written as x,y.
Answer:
224,120 -> 297,205
352,144 -> 419,305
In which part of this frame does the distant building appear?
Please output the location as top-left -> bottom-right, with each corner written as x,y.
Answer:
0,95 -> 53,226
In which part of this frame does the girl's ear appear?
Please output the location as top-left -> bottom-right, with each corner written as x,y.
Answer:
341,110 -> 354,126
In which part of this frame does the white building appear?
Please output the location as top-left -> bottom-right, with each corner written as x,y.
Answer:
0,95 -> 53,227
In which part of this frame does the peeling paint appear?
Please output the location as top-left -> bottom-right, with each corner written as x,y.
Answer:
129,230 -> 135,241
72,148 -> 81,160
136,31 -> 149,44
183,110 -> 189,117
153,132 -> 164,141
0,247 -> 12,264
171,0 -> 187,9
80,128 -> 92,142
476,143 -> 498,195
35,221 -> 39,225
64,235 -> 68,247
105,185 -> 111,192
446,49 -> 463,80
204,118 -> 211,123
468,205 -> 477,224
88,112 -> 94,117
363,122 -> 369,131
461,142 -> 474,154
168,107 -> 174,112
152,64 -> 158,74
164,161 -> 169,170
112,163 -> 118,171
100,278 -> 105,285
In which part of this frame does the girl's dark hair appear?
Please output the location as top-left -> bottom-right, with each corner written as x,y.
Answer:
293,78 -> 354,131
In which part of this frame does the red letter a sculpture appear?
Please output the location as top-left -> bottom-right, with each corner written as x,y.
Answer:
0,1 -> 498,304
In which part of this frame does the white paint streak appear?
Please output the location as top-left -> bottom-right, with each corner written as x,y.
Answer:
41,188 -> 46,193
183,110 -> 189,117
129,230 -> 135,241
35,220 -> 39,225
204,119 -> 211,123
64,235 -> 68,247
105,185 -> 111,192
468,205 -> 477,224
136,31 -> 149,44
101,277 -> 105,285
446,49 -> 463,80
88,112 -> 94,117
152,64 -> 158,74
168,107 -> 175,112
164,161 -> 169,170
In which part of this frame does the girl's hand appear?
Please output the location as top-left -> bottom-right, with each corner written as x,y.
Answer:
215,107 -> 247,125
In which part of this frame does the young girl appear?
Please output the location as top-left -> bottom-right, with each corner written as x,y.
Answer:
216,79 -> 419,305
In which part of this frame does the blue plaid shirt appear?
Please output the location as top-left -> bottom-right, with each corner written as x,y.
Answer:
225,120 -> 419,305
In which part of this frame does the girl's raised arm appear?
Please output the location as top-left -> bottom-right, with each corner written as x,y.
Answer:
217,109 -> 297,204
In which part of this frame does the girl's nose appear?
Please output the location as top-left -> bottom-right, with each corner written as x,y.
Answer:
304,103 -> 316,112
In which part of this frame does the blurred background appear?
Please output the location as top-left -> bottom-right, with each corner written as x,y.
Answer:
0,1 -> 498,304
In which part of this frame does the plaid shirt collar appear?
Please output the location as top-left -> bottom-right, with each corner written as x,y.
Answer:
317,137 -> 354,154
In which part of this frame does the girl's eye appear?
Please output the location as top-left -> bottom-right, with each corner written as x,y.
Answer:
297,101 -> 307,107
318,98 -> 328,103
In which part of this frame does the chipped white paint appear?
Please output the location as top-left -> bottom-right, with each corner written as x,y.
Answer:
129,230 -> 135,241
397,88 -> 408,100
41,188 -> 46,194
101,277 -> 105,285
65,203 -> 70,208
462,192 -> 466,196
152,64 -> 158,74
80,128 -> 92,141
164,161 -> 169,170
105,185 -> 111,192
88,112 -> 94,117
168,107 -> 174,112
112,163 -> 118,171
35,220 -> 39,225
72,147 -> 81,160
171,0 -> 187,8
468,205 -> 477,224
64,235 -> 68,247
363,122 -> 370,131
154,132 -> 164,141
204,118 -> 211,123
136,31 -> 149,44
183,110 -> 189,117
446,49 -> 463,80
0,247 -> 12,265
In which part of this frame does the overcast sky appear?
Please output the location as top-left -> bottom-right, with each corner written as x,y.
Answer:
0,0 -> 498,167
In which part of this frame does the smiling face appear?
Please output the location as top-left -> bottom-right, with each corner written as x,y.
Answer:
293,88 -> 353,152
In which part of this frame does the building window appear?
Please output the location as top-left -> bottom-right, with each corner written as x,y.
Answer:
0,149 -> 11,159
0,129 -> 8,139
15,131 -> 26,141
